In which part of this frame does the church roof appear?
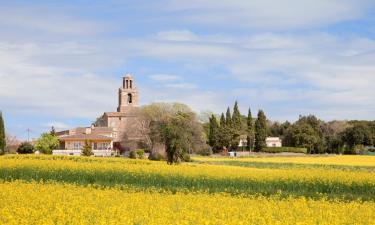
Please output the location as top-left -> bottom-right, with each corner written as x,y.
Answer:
59,134 -> 113,141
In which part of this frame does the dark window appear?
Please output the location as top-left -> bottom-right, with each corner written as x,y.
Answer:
127,93 -> 132,104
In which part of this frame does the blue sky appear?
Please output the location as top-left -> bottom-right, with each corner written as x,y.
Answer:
1,0 -> 375,140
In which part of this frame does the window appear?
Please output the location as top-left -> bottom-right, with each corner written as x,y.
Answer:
127,93 -> 132,104
73,142 -> 81,150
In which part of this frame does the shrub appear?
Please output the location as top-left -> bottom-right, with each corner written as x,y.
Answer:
81,140 -> 93,156
35,133 -> 59,154
129,150 -> 137,159
17,142 -> 34,154
197,146 -> 213,156
136,149 -> 145,159
148,151 -> 164,161
182,153 -> 191,162
262,147 -> 307,154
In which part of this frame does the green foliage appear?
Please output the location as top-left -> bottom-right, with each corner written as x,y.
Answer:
148,151 -> 165,161
196,145 -> 213,156
129,150 -> 137,159
17,142 -> 34,154
35,133 -> 59,154
246,108 -> 254,151
163,112 -> 194,164
254,110 -> 267,152
220,113 -> 226,127
182,153 -> 191,162
81,140 -> 93,156
0,111 -> 5,155
141,102 -> 205,163
225,107 -> 232,128
136,149 -> 145,159
208,115 -> 220,151
50,126 -> 56,136
341,124 -> 373,149
232,101 -> 241,131
262,147 -> 307,154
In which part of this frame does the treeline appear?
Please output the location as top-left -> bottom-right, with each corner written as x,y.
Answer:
206,101 -> 268,152
269,116 -> 375,154
206,102 -> 375,154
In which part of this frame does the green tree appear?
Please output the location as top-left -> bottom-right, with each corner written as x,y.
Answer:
246,108 -> 254,151
17,142 -> 34,154
208,115 -> 220,151
232,101 -> 241,131
35,133 -> 59,154
254,110 -> 267,152
81,140 -> 93,156
158,112 -> 196,164
225,107 -> 232,128
289,123 -> 320,153
220,113 -> 226,127
50,126 -> 56,136
0,111 -> 5,155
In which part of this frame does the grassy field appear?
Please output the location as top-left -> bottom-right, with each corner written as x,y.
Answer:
0,155 -> 374,224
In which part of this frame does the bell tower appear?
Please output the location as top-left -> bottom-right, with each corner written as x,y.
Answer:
117,74 -> 138,112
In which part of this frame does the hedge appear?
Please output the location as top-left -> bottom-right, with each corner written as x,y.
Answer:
262,147 -> 307,154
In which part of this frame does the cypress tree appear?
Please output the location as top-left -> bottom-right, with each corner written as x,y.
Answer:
225,107 -> 232,128
50,126 -> 56,136
220,113 -> 226,127
0,111 -> 5,155
232,101 -> 241,131
254,110 -> 267,152
246,108 -> 254,151
208,115 -> 219,149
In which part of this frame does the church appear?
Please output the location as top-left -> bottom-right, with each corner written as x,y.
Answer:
54,74 -> 143,156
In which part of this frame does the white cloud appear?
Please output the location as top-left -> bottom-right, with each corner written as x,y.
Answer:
149,74 -> 181,81
162,0 -> 374,30
155,30 -> 198,42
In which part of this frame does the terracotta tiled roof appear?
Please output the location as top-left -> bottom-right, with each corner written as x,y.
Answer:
59,134 -> 113,141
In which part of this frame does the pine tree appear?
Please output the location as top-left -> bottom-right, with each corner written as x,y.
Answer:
0,111 -> 5,155
81,140 -> 93,156
254,110 -> 267,152
232,101 -> 241,131
208,115 -> 219,149
246,108 -> 254,151
225,107 -> 232,128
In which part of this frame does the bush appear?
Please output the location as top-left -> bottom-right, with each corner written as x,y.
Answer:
182,153 -> 191,162
17,142 -> 34,154
262,147 -> 307,154
196,146 -> 213,156
129,150 -> 137,159
81,140 -> 93,156
136,149 -> 145,159
148,151 -> 165,161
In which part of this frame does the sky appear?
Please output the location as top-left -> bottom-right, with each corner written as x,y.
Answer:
0,0 -> 375,140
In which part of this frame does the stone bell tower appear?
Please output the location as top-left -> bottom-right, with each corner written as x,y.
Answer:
117,74 -> 138,113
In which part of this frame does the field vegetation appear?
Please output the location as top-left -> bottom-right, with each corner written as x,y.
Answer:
0,155 -> 374,224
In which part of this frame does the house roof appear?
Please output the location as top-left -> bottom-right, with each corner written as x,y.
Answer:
59,134 -> 113,141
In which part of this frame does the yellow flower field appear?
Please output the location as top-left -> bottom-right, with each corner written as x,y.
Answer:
192,155 -> 375,167
0,181 -> 374,225
0,155 -> 374,224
